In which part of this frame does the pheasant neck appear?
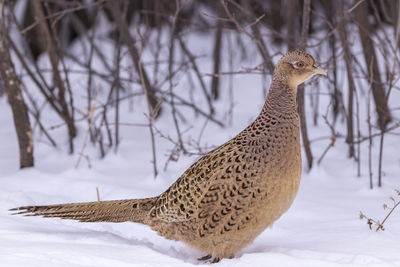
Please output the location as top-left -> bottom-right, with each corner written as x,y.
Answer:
261,80 -> 298,118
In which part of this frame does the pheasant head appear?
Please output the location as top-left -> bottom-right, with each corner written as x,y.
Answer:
273,50 -> 327,88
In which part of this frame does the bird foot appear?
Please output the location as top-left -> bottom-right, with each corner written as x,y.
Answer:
211,257 -> 221,263
198,254 -> 212,261
197,254 -> 220,264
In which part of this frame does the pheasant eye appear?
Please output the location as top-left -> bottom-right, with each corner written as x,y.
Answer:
295,61 -> 305,68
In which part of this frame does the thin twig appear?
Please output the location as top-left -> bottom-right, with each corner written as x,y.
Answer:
75,86 -> 99,169
96,187 -> 101,201
360,189 -> 400,231
367,59 -> 374,189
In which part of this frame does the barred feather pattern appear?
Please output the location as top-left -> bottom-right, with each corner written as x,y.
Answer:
11,198 -> 157,224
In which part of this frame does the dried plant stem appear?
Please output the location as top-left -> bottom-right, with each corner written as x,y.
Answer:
355,0 -> 391,130
138,29 -> 158,178
377,8 -> 400,187
297,0 -> 313,170
318,102 -> 337,165
367,59 -> 374,189
113,11 -> 123,153
377,132 -> 384,187
360,189 -> 400,231
75,87 -> 99,169
96,187 -> 100,201
380,200 -> 400,227
107,0 -> 160,117
355,87 -> 361,177
177,35 -> 214,115
211,19 -> 223,100
339,0 -> 356,158
33,0 -> 76,153
168,0 -> 185,153
221,0 -> 273,73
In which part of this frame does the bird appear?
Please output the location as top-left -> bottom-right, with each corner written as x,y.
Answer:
11,50 -> 326,263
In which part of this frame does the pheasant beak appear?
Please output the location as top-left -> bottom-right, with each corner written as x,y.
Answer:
312,65 -> 327,76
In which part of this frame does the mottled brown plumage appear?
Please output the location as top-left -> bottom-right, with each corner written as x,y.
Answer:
11,51 -> 326,262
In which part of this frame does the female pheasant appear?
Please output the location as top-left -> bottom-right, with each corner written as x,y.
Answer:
11,50 -> 326,262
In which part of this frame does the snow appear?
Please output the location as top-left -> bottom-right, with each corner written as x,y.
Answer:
1,22 -> 400,266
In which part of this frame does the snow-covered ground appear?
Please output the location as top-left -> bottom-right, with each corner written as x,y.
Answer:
1,19 -> 400,266
2,90 -> 400,266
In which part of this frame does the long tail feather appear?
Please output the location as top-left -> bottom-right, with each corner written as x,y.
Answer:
10,197 -> 157,224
